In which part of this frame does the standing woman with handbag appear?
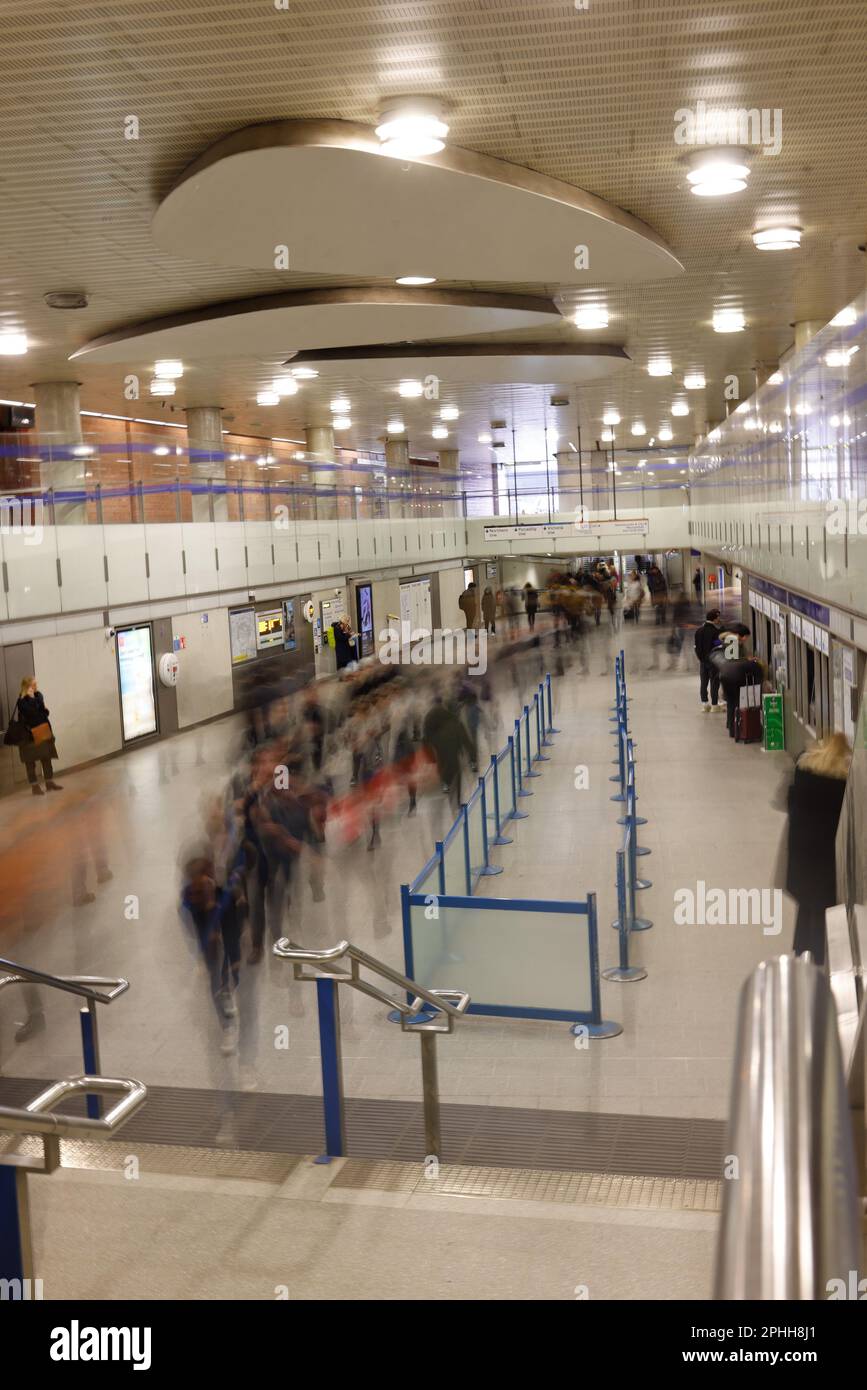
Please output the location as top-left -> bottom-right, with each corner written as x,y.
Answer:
16,677 -> 62,794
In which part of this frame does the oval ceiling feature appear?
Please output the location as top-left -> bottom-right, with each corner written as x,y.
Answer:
70,287 -> 562,366
286,341 -> 630,387
153,120 -> 683,285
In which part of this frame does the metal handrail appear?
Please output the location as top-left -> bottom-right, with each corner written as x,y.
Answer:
0,1075 -> 147,1138
0,956 -> 129,1005
273,937 -> 471,1157
273,938 -> 470,1033
714,954 -> 863,1300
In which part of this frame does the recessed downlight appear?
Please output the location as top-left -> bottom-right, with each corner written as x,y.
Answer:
658,425 -> 673,441
687,147 -> 750,196
752,226 -> 801,251
396,275 -> 437,286
0,332 -> 28,355
398,380 -> 424,398
432,426 -> 449,440
713,308 -> 746,333
273,376 -> 300,396
256,390 -> 279,406
150,377 -> 176,396
600,428 -> 615,442
683,372 -> 706,390
386,419 -> 405,434
154,359 -> 184,378
671,401 -> 690,416
440,405 -> 459,420
631,421 -> 646,436
602,408 -> 621,426
574,305 -> 609,330
330,396 -> 351,412
647,358 -> 672,377
332,415 -> 352,430
291,366 -> 319,379
376,98 -> 449,158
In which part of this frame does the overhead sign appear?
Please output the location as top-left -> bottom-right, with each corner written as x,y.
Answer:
582,518 -> 649,536
483,517 -> 649,541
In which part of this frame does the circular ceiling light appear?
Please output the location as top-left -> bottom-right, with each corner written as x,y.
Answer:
332,415 -> 352,430
154,359 -> 184,378
478,432 -> 493,444
375,99 -> 449,158
440,405 -> 459,420
150,377 -> 176,395
574,305 -> 609,330
44,290 -> 88,310
398,379 -> 424,398
600,428 -> 615,442
683,372 -> 706,390
432,426 -> 449,440
830,306 -> 857,327
387,419 -> 405,433
647,357 -> 672,376
713,308 -> 746,333
687,147 -> 750,196
602,408 -> 621,426
291,366 -> 319,379
658,424 -> 673,441
330,396 -> 351,412
752,226 -> 802,251
273,376 -> 300,395
0,332 -> 28,355
256,390 -> 279,406
671,400 -> 690,416
631,421 -> 646,436
396,275 -> 437,286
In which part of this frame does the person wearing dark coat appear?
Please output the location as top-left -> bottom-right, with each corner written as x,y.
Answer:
15,677 -> 62,794
332,619 -> 358,670
694,608 -> 723,711
422,695 -> 474,813
784,734 -> 850,966
708,628 -> 760,737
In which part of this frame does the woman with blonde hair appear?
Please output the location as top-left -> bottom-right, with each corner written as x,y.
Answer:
784,731 -> 851,965
15,676 -> 62,795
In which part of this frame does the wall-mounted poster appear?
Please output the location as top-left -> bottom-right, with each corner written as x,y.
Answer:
229,607 -> 257,665
116,625 -> 158,742
283,599 -> 297,652
355,582 -> 374,658
256,607 -> 284,650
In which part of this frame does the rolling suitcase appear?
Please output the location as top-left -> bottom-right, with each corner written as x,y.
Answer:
735,704 -> 762,743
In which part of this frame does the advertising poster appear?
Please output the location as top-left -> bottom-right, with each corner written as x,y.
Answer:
229,608 -> 257,665
283,598 -> 297,651
356,582 -> 374,657
116,625 -> 158,742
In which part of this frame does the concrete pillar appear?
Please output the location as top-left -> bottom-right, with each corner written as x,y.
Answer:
305,424 -> 334,460
385,438 -> 409,470
185,406 -> 227,521
794,321 -> 825,352
31,380 -> 86,523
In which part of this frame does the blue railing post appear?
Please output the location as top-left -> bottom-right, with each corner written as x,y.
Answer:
580,893 -> 623,1039
316,977 -> 346,1159
0,1168 -> 25,1284
508,733 -> 529,816
523,705 -> 541,778
603,847 -> 647,982
79,1005 -> 100,1120
545,672 -> 560,735
490,754 -> 513,844
533,692 -> 549,761
514,718 -> 533,797
479,778 -> 504,875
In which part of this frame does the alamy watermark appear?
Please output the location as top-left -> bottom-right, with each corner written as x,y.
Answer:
674,101 -> 782,156
0,496 -> 43,545
674,881 -> 782,936
378,622 -> 487,675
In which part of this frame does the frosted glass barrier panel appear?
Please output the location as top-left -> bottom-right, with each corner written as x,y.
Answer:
467,789 -> 486,877
442,822 -> 468,896
411,854 -> 440,897
409,901 -> 593,1013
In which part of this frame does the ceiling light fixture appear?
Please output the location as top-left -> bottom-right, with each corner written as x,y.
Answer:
273,376 -> 299,395
150,378 -> 176,396
330,396 -> 351,412
398,380 -> 424,398
600,428 -> 615,443
256,390 -> 279,406
713,308 -> 746,333
440,405 -> 459,420
658,425 -> 673,441
752,226 -> 802,251
375,98 -> 449,158
602,409 -> 621,426
631,421 -> 646,436
683,372 -> 706,390
647,358 -> 672,377
291,366 -> 319,379
332,415 -> 352,431
574,305 -> 609,330
387,419 -> 405,433
671,400 -> 690,416
432,426 -> 449,440
396,275 -> 437,286
0,332 -> 28,355
687,147 -> 750,197
478,432 -> 493,444
154,359 -> 184,378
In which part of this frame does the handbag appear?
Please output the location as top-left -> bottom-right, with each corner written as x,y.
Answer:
3,699 -> 30,747
30,721 -> 53,745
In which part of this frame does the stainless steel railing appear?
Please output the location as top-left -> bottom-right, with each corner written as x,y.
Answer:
0,955 -> 130,1088
714,953 -> 863,1300
273,937 -> 470,1158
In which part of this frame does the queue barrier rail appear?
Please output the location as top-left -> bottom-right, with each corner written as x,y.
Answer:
605,651 -> 653,984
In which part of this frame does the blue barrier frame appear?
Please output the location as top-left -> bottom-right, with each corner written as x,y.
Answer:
514,719 -> 533,799
478,778 -> 504,875
523,705 -> 541,778
533,691 -> 550,762
402,889 -> 620,1034
507,735 -> 529,818
490,751 -> 514,844
441,810 -> 470,896
545,673 -> 560,735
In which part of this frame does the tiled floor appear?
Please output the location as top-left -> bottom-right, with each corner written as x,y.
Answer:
0,613 -> 793,1126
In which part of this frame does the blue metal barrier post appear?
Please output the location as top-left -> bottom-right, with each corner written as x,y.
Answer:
79,1003 -> 101,1120
603,849 -> 647,982
532,693 -> 549,761
574,893 -> 623,1039
523,706 -> 541,778
479,779 -> 504,876
0,1167 -> 25,1283
539,681 -> 554,747
508,734 -> 530,816
490,755 -> 513,844
514,719 -> 533,797
315,977 -> 345,1160
545,673 -> 560,735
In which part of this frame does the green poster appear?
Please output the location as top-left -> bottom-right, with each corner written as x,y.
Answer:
763,693 -> 785,751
